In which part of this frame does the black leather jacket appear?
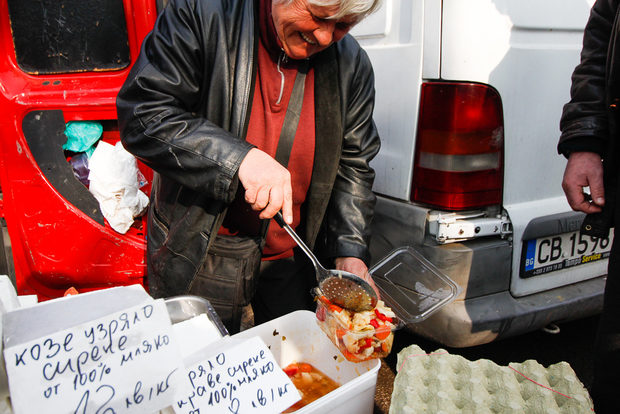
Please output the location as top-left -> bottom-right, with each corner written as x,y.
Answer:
558,0 -> 620,237
116,0 -> 380,297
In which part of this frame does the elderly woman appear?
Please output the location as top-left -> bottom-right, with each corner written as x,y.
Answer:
117,0 -> 382,332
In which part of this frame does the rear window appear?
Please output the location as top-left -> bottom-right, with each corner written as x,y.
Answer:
7,0 -> 130,75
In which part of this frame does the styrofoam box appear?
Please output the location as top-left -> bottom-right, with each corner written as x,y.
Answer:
232,310 -> 380,414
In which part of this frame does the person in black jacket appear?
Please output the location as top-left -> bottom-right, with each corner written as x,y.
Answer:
559,0 -> 620,411
117,0 -> 382,332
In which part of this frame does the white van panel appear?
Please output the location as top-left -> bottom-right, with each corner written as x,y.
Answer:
441,0 -> 512,83
441,0 -> 591,82
354,0 -> 427,199
441,0 -> 596,295
499,31 -> 584,206
503,0 -> 593,30
422,0 -> 442,79
441,0 -> 588,203
349,0 -> 391,39
365,46 -> 420,199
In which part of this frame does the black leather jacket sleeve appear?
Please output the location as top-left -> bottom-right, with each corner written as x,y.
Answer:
558,0 -> 619,157
116,0 -> 253,204
326,41 -> 380,264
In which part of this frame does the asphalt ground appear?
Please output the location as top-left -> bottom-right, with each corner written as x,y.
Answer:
373,315 -> 599,413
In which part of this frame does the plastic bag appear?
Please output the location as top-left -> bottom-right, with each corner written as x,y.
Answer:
69,152 -> 90,186
63,121 -> 103,157
88,141 -> 149,234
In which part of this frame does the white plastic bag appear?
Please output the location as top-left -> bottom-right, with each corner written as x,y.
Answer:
88,141 -> 149,234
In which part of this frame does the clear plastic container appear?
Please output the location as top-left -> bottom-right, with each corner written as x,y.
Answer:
314,247 -> 459,362
370,247 -> 460,323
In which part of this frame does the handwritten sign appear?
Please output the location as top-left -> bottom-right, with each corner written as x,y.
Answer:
4,299 -> 184,414
173,336 -> 300,414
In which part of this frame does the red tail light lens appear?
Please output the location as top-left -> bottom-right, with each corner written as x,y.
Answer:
412,82 -> 504,210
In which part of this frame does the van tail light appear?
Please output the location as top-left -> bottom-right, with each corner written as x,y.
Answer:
412,82 -> 504,210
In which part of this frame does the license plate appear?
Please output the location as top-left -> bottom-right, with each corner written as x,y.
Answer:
520,229 -> 614,278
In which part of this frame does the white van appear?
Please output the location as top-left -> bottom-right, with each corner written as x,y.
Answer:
352,0 -> 604,347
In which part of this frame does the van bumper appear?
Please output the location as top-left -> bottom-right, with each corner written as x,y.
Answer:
405,276 -> 605,348
369,196 -> 605,348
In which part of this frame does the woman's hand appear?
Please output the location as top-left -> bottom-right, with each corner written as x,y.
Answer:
334,257 -> 380,299
238,148 -> 294,224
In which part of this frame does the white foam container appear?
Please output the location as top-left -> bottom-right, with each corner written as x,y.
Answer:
232,310 -> 380,414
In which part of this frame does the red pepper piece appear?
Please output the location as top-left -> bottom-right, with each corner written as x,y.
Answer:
360,337 -> 373,349
374,309 -> 393,323
341,349 -> 358,361
369,319 -> 379,328
329,304 -> 343,313
283,363 -> 299,377
299,363 -> 313,373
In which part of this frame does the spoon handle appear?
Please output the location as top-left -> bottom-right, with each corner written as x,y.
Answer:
274,212 -> 324,272
272,211 -> 288,228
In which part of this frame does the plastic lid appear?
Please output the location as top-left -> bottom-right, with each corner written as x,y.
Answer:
369,247 -> 460,324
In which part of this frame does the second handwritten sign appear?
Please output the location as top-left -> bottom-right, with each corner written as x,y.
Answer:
173,336 -> 300,414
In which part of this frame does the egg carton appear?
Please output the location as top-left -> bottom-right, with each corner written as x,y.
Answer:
390,345 -> 593,414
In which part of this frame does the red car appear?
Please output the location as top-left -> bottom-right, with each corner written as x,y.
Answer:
0,0 -> 163,300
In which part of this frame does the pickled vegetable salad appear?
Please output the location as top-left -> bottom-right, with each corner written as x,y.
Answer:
316,295 -> 397,361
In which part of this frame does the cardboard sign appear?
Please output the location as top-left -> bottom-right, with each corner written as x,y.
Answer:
173,336 -> 300,414
4,298 -> 183,414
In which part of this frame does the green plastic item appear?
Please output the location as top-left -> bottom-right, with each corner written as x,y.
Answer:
62,121 -> 103,157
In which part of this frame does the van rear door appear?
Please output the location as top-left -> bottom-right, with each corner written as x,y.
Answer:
439,0 -> 600,296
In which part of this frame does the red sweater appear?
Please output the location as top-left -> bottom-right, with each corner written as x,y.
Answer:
219,0 -> 316,260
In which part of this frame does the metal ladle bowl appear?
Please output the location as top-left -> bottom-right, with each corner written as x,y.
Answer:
274,212 -> 378,312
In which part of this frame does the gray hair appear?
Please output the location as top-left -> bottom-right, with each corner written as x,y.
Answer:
275,0 -> 381,20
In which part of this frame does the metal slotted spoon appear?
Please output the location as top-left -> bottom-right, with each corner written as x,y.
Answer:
273,212 -> 378,312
